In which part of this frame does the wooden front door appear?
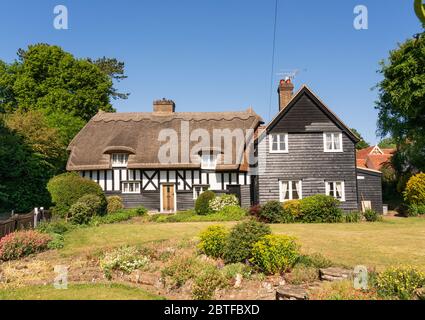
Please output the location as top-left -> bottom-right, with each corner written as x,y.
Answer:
162,184 -> 175,212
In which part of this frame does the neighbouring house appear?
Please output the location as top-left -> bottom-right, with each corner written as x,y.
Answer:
67,79 -> 383,213
356,145 -> 395,171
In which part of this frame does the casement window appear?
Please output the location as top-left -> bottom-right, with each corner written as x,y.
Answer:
325,181 -> 345,201
269,133 -> 288,153
122,182 -> 140,194
279,180 -> 302,202
193,185 -> 208,200
111,153 -> 129,167
323,133 -> 343,152
201,154 -> 217,170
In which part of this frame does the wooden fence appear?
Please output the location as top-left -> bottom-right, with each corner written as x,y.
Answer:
0,209 -> 51,240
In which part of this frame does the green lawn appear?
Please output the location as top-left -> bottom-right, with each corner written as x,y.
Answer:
0,283 -> 164,300
62,217 -> 425,271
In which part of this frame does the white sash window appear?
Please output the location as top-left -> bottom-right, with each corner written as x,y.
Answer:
323,133 -> 343,152
279,180 -> 302,202
325,181 -> 345,201
269,133 -> 289,153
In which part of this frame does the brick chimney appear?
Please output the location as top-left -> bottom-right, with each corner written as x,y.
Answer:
278,78 -> 294,111
153,98 -> 175,114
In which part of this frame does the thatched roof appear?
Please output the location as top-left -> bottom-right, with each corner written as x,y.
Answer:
67,109 -> 262,171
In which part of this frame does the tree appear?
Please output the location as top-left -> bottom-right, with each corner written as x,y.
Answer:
4,110 -> 67,172
88,57 -> 130,100
0,44 -> 128,144
378,137 -> 396,149
0,118 -> 53,212
375,32 -> 425,173
351,128 -> 370,150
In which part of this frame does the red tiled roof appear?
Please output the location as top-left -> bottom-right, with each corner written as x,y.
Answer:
365,154 -> 392,171
357,146 -> 375,160
356,158 -> 367,168
356,146 -> 395,171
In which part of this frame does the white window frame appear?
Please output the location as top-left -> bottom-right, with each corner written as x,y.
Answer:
269,133 -> 289,153
193,185 -> 208,200
279,180 -> 302,202
201,154 -> 217,170
111,153 -> 129,167
325,181 -> 345,202
122,181 -> 140,194
323,133 -> 343,152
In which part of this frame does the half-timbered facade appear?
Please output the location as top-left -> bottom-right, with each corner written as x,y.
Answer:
67,99 -> 261,212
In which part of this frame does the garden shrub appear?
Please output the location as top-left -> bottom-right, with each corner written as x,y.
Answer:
248,204 -> 262,218
36,219 -> 73,235
68,194 -> 104,225
221,263 -> 252,280
100,246 -> 150,280
135,206 -> 148,216
403,173 -> 425,205
299,195 -> 343,223
198,225 -> 228,258
223,220 -> 271,264
376,266 -> 425,300
407,204 -> 425,216
209,194 -> 239,212
0,230 -> 52,261
251,234 -> 300,274
363,209 -> 382,222
344,211 -> 362,223
91,207 -> 147,225
47,172 -> 106,217
47,233 -> 65,250
258,200 -> 285,223
194,190 -> 216,215
310,280 -> 380,300
107,196 -> 124,214
217,205 -> 246,219
286,265 -> 319,285
161,255 -> 203,288
296,253 -> 334,269
283,200 -> 302,220
192,265 -> 228,300
150,208 -> 245,223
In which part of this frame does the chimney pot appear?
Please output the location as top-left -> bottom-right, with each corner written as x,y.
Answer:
278,79 -> 294,112
153,99 -> 175,113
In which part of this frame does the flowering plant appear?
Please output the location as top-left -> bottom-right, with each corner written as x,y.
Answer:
0,230 -> 52,261
209,194 -> 239,212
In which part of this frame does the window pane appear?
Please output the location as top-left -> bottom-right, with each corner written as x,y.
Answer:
335,182 -> 343,199
279,135 -> 286,151
333,134 -> 341,150
281,181 -> 289,200
292,181 -> 299,199
326,134 -> 333,150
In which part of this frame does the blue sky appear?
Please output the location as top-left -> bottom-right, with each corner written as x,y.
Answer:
0,0 -> 422,144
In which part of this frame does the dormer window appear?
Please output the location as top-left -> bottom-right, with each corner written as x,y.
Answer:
201,154 -> 217,170
111,153 -> 129,167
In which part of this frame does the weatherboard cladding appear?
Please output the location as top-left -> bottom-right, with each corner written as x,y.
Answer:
257,89 -> 360,212
357,168 -> 383,214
